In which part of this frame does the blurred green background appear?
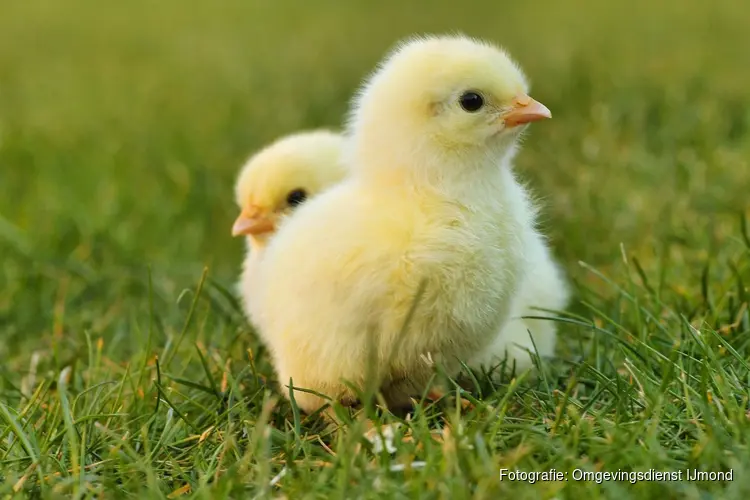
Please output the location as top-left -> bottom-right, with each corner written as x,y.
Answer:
1,0 -> 748,362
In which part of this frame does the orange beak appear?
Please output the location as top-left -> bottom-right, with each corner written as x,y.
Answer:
232,206 -> 276,237
502,94 -> 552,127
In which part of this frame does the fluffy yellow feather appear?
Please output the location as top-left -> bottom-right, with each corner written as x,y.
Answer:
470,229 -> 570,373
254,35 -> 554,413
232,129 -> 347,330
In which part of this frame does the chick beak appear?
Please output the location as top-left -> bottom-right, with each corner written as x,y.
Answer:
502,94 -> 552,127
232,207 -> 276,237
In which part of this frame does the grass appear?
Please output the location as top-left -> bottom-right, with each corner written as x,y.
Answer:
1,0 -> 749,497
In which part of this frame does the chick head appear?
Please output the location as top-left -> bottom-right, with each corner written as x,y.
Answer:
232,130 -> 346,243
348,34 -> 550,165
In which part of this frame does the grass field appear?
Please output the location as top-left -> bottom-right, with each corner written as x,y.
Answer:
1,0 -> 750,497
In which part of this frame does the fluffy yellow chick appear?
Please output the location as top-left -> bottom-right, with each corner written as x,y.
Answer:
232,130 -> 347,330
254,35 -> 553,413
469,229 -> 570,374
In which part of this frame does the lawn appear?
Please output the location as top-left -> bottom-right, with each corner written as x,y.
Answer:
1,0 -> 749,497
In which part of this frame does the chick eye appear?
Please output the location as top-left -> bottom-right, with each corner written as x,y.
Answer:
459,91 -> 484,112
286,188 -> 308,207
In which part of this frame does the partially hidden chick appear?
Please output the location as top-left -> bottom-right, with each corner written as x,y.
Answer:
254,34 -> 553,414
232,130 -> 347,331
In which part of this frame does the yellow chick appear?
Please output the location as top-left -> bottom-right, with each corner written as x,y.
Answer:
232,130 -> 347,330
469,229 -> 570,374
254,35 -> 553,413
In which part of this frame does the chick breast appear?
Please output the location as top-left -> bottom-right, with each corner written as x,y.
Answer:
469,229 -> 570,373
237,239 -> 266,331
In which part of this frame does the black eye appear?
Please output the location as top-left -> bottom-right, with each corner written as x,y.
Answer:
286,188 -> 307,207
459,91 -> 484,112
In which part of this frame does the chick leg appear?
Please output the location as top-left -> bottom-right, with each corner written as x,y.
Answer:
424,387 -> 474,411
277,368 -> 360,419
381,376 -> 474,413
